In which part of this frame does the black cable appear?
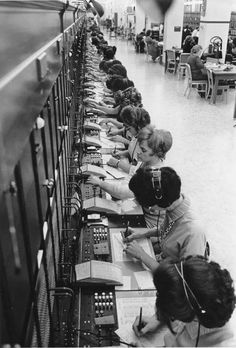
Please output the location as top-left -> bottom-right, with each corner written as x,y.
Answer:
195,320 -> 201,347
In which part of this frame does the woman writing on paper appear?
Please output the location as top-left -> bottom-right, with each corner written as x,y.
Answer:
88,125 -> 172,229
132,256 -> 236,347
124,167 -> 208,271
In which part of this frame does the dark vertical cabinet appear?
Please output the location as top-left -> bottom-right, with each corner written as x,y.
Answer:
0,1 -> 86,346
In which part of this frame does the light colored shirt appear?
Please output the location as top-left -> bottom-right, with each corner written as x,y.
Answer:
164,320 -> 235,347
157,195 -> 207,262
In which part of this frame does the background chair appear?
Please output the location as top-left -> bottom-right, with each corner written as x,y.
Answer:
177,53 -> 190,79
165,49 -> 177,73
184,63 -> 208,98
145,42 -> 152,62
206,68 -> 229,103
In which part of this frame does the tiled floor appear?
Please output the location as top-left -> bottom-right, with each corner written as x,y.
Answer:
109,37 -> 236,322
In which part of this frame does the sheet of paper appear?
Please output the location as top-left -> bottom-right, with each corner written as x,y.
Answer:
75,262 -> 90,281
111,231 -> 154,263
91,260 -> 123,284
115,276 -> 131,291
116,324 -> 167,347
134,270 -> 155,290
111,233 -> 134,262
103,165 -> 127,179
116,293 -> 156,327
118,199 -> 143,215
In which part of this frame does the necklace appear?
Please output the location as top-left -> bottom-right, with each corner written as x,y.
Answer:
159,219 -> 176,241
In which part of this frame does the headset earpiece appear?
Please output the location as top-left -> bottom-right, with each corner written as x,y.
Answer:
151,169 -> 162,199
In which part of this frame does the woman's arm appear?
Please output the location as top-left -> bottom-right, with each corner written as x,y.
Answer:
126,227 -> 158,241
100,118 -> 123,128
87,176 -> 134,200
89,103 -> 120,115
125,241 -> 159,272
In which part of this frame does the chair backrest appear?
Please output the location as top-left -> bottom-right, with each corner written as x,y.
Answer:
206,57 -> 219,64
166,49 -> 176,61
179,53 -> 190,64
185,63 -> 192,82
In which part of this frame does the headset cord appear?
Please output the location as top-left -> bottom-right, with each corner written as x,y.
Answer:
195,320 -> 201,347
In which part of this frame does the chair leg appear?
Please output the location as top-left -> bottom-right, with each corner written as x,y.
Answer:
187,87 -> 191,98
184,84 -> 190,97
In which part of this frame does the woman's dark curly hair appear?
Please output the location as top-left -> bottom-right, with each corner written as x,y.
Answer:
129,166 -> 181,208
153,256 -> 236,332
120,105 -> 150,132
108,64 -> 127,78
103,45 -> 117,60
107,76 -> 134,92
101,59 -> 122,73
114,87 -> 142,108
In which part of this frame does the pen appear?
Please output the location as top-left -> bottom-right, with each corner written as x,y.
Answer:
125,221 -> 130,235
137,307 -> 143,331
113,145 -> 117,155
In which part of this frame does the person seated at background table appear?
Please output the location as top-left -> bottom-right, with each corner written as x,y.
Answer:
182,35 -> 196,53
145,30 -> 161,62
132,256 -> 236,347
187,45 -> 207,98
232,38 -> 236,58
135,30 -> 146,53
87,125 -> 172,206
187,45 -> 207,80
182,25 -> 192,45
124,167 -> 207,271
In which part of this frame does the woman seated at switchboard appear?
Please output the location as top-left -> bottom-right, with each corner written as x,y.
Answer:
124,167 -> 207,271
87,85 -> 142,133
87,125 -> 172,228
99,59 -> 122,73
132,256 -> 236,347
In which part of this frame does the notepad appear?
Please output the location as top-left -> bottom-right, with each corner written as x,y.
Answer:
83,197 -> 143,215
80,163 -> 107,178
75,260 -> 123,285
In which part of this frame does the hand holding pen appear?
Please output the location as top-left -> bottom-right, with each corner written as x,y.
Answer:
132,313 -> 161,337
112,146 -> 120,159
121,221 -> 132,242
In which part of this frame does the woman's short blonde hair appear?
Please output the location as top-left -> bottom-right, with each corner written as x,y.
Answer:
191,44 -> 202,54
137,125 -> 173,160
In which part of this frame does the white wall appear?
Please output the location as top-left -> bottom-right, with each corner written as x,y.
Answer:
136,0 -> 163,33
99,0 -> 135,28
163,0 -> 184,51
199,0 -> 236,61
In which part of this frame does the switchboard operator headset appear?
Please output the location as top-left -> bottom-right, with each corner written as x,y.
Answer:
151,168 -> 206,346
175,261 -> 207,347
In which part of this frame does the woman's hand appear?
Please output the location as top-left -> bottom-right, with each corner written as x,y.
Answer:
124,240 -> 145,260
86,175 -> 101,186
99,119 -> 112,127
106,128 -> 118,136
125,230 -> 145,242
132,315 -> 161,337
111,149 -> 121,159
106,157 -> 120,167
